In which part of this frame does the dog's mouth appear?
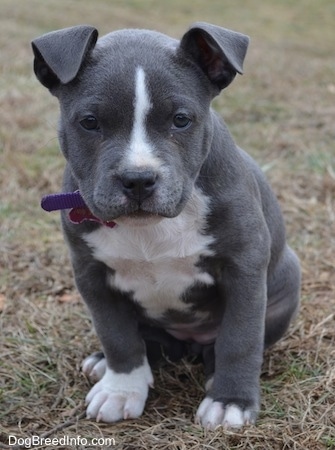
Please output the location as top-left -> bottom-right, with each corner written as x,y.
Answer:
70,204 -> 163,228
113,210 -> 164,227
41,191 -> 178,228
90,194 -> 181,226
68,203 -> 165,230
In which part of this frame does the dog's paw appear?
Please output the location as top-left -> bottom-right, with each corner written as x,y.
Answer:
85,357 -> 154,423
82,352 -> 106,382
195,397 -> 256,430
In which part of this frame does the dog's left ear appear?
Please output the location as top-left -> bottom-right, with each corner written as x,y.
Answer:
179,22 -> 249,92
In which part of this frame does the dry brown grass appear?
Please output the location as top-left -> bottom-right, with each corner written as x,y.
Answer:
1,0 -> 334,449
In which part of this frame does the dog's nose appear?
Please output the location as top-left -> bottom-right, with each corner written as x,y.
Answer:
120,170 -> 157,201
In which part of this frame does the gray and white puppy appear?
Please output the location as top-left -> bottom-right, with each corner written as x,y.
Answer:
32,23 -> 300,429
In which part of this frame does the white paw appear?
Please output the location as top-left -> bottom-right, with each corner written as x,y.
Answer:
82,353 -> 106,382
205,376 -> 214,392
195,397 -> 254,430
85,357 -> 154,423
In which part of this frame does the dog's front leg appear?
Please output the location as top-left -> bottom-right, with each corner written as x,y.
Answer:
196,267 -> 267,429
73,257 -> 153,423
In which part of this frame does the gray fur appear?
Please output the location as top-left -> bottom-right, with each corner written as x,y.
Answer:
32,23 -> 300,428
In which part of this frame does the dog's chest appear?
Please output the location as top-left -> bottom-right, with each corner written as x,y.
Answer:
83,195 -> 215,319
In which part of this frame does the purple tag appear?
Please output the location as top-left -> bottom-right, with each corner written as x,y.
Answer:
41,191 -> 86,211
41,191 -> 116,228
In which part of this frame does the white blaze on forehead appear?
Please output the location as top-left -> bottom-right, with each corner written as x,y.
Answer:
134,67 -> 151,125
127,66 -> 161,168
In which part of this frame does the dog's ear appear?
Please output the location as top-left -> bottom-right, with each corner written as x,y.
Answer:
179,22 -> 249,91
32,25 -> 98,90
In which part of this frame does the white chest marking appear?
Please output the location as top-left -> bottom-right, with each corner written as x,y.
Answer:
84,190 -> 215,319
127,66 -> 161,169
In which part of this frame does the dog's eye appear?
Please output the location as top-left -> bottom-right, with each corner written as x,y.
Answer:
172,114 -> 192,129
80,115 -> 99,131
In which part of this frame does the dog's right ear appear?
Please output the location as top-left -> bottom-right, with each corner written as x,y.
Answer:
32,25 -> 98,90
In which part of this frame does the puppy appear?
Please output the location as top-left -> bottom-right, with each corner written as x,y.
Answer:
32,22 -> 300,428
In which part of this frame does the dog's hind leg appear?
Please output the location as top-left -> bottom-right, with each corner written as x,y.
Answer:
140,325 -> 189,365
265,246 -> 300,348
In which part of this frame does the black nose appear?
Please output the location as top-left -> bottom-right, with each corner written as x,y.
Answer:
120,170 -> 157,201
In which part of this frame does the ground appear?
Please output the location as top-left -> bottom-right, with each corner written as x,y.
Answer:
0,0 -> 334,449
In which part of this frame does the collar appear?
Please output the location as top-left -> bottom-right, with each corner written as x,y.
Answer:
41,191 -> 116,228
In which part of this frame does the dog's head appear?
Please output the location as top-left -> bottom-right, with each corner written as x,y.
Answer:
32,23 -> 248,225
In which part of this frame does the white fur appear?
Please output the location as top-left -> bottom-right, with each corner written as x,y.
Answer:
84,188 -> 215,319
82,354 -> 106,382
195,397 -> 254,429
85,357 -> 153,422
205,376 -> 214,392
127,66 -> 161,169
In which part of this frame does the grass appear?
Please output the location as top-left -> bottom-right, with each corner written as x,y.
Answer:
1,0 -> 334,448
